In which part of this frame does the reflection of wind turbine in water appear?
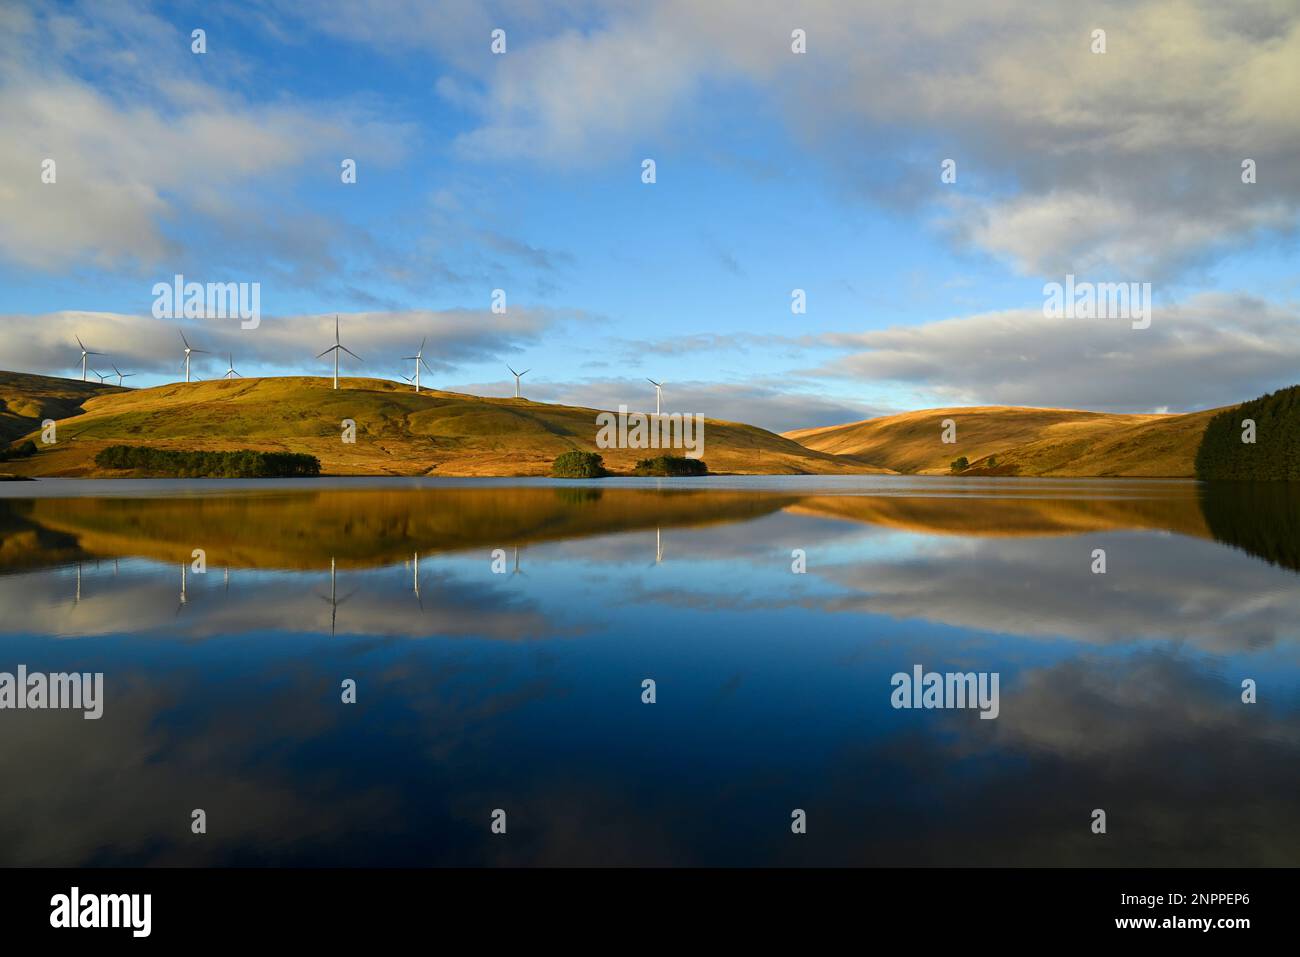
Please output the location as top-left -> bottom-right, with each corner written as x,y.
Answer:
74,562 -> 82,605
176,562 -> 188,615
656,527 -> 663,564
412,551 -> 423,608
512,545 -> 527,577
317,556 -> 355,636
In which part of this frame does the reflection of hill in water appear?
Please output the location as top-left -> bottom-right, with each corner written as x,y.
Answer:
1,481 -> 1296,575
1199,483 -> 1300,573
2,488 -> 797,571
788,489 -> 1210,538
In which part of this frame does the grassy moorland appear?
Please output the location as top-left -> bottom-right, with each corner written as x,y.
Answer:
785,405 -> 1229,477
0,372 -> 872,478
0,371 -> 122,443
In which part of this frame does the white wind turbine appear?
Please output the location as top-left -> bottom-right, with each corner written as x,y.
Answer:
223,354 -> 242,379
317,315 -> 361,390
75,335 -> 103,382
647,378 -> 664,415
402,337 -> 433,392
112,364 -> 135,387
90,369 -> 110,384
180,331 -> 209,383
508,364 -> 530,399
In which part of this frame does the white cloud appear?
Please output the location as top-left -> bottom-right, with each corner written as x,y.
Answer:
0,2 -> 411,274
0,307 -> 574,382
812,292 -> 1300,412
426,0 -> 1300,275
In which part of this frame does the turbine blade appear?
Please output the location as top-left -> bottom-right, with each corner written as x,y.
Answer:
76,335 -> 86,350
507,365 -> 518,376
419,336 -> 427,352
521,369 -> 530,377
316,346 -> 337,358
340,346 -> 362,361
420,357 -> 433,373
180,331 -> 191,348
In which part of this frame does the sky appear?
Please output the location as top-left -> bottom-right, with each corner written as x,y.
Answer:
1,0 -> 1297,431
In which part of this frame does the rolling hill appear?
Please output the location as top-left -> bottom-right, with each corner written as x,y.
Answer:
0,371 -> 123,443
0,372 -> 877,478
784,405 -> 1230,477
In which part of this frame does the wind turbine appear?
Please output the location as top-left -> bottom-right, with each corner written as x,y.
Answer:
223,354 -> 242,379
317,314 -> 361,390
90,369 -> 110,384
508,365 -> 530,399
75,336 -> 103,382
647,378 -> 664,415
402,338 -> 434,392
112,364 -> 135,387
180,331 -> 209,383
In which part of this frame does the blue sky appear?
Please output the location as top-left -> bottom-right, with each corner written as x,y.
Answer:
1,0 -> 1298,430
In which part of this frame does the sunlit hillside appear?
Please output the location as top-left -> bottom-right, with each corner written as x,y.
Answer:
0,372 -> 878,477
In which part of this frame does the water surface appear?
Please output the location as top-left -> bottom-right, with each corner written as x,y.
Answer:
1,476 -> 1296,866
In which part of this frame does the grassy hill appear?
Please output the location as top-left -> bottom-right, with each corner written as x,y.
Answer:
0,370 -> 122,444
0,372 -> 877,478
785,405 -> 1230,477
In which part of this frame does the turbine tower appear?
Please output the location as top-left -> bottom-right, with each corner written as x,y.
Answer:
402,337 -> 433,392
112,364 -> 135,387
647,378 -> 664,416
508,365 -> 530,399
317,315 -> 360,390
75,336 -> 103,382
224,354 -> 242,379
180,331 -> 208,383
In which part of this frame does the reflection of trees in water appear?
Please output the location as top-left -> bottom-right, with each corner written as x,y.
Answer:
1199,482 -> 1300,573
553,487 -> 604,506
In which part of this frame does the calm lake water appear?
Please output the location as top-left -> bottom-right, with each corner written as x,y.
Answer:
1,476 -> 1297,866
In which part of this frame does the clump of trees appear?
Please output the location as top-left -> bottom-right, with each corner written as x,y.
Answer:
950,456 -> 969,473
551,451 -> 607,477
632,456 -> 708,476
0,440 -> 37,462
95,445 -> 321,477
1194,385 -> 1300,480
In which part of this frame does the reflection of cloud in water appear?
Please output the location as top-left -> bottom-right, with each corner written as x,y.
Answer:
817,532 -> 1300,653
0,647 -> 570,865
713,653 -> 1300,866
0,562 -> 562,642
